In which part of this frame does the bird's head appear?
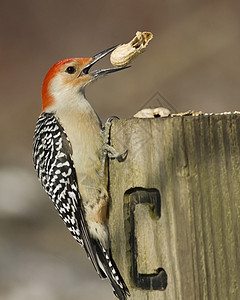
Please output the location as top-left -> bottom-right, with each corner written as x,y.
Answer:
42,46 -> 128,112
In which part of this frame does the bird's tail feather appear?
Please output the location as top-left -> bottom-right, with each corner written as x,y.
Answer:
93,240 -> 130,300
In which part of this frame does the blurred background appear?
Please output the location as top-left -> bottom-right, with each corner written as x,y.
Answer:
0,0 -> 240,299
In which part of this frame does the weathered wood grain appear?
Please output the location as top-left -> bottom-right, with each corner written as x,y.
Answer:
108,114 -> 240,300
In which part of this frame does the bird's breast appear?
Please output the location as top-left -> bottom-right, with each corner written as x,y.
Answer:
55,105 -> 105,196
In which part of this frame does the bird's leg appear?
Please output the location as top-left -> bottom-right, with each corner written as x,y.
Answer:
101,116 -> 128,170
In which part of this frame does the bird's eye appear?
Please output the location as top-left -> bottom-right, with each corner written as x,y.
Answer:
65,66 -> 76,74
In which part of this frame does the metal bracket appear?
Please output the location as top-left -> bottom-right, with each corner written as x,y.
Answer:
125,187 -> 167,290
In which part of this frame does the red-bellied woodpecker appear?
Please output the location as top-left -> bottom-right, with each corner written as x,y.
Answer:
33,46 -> 130,299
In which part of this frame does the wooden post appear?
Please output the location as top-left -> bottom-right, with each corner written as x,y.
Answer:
108,114 -> 240,300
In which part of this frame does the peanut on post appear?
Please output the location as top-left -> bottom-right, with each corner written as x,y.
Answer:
110,31 -> 153,67
134,107 -> 171,118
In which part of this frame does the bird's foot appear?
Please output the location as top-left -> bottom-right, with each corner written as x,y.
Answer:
103,144 -> 128,162
101,116 -> 128,162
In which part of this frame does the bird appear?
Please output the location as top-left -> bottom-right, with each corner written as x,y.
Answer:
33,45 -> 130,299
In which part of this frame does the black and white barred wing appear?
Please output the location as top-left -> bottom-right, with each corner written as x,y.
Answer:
33,112 -> 105,278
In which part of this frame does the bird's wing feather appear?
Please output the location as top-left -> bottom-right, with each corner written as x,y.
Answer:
33,112 -> 106,278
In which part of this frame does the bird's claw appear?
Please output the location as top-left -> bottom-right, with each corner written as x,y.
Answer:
103,144 -> 128,162
116,149 -> 128,162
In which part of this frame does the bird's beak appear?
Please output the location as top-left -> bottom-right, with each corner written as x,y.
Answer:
80,45 -> 130,78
